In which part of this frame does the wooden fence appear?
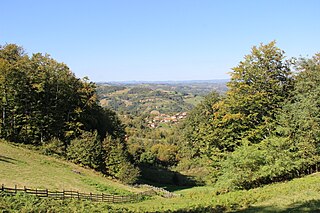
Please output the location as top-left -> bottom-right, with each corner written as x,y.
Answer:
0,184 -> 156,203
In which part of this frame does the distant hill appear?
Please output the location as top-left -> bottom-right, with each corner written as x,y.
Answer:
97,79 -> 229,85
96,80 -> 228,116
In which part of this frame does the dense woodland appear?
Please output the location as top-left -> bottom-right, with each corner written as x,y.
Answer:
1,42 -> 320,192
0,44 -> 138,184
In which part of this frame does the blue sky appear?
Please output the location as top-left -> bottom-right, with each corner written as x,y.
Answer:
1,0 -> 319,82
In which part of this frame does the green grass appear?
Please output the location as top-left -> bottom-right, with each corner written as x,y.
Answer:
0,140 -> 141,195
1,139 -> 320,212
111,173 -> 320,212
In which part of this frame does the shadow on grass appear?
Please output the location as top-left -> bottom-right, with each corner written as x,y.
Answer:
137,164 -> 200,192
0,155 -> 17,164
165,200 -> 320,213
234,199 -> 320,213
168,205 -> 227,213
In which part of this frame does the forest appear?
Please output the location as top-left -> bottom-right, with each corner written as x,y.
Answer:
1,41 -> 320,195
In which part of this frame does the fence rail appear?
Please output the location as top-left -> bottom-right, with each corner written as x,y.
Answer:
0,184 -> 154,203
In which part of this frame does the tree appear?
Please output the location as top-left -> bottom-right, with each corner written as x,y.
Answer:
183,41 -> 293,158
224,41 -> 293,144
182,91 -> 221,157
278,53 -> 320,166
103,136 -> 140,184
67,131 -> 103,170
214,53 -> 320,191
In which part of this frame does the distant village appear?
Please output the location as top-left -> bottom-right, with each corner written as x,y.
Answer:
146,111 -> 188,128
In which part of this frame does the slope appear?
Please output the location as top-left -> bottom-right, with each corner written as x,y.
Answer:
0,140 -> 142,195
2,139 -> 320,212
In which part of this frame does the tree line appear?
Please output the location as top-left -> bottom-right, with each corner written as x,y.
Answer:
181,41 -> 320,190
0,44 -> 139,184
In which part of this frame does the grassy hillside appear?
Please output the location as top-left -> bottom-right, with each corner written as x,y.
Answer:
0,140 -> 142,195
113,173 -> 320,212
1,139 -> 320,212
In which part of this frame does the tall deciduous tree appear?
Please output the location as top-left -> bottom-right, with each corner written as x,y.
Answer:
225,41 -> 293,144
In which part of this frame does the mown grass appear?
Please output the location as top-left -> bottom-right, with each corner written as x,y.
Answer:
0,140 -> 141,195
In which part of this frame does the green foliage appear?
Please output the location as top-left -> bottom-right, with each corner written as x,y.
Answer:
139,151 -> 157,165
182,91 -> 221,157
183,41 -> 292,159
150,143 -> 178,166
103,136 -> 140,184
4,41 -> 320,201
224,41 -> 293,145
280,54 -> 320,158
215,137 -> 296,191
213,50 -> 320,191
117,161 -> 141,185
0,44 -> 139,184
0,44 -> 112,144
42,137 -> 66,156
179,42 -> 320,192
67,131 -> 103,170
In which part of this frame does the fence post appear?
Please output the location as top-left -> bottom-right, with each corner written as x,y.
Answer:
63,190 -> 65,200
15,185 -> 17,194
46,189 -> 48,197
77,191 -> 80,200
24,186 -> 27,193
90,192 -> 92,201
1,184 -> 4,192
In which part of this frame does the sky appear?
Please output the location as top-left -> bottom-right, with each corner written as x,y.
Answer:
1,0 -> 320,82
